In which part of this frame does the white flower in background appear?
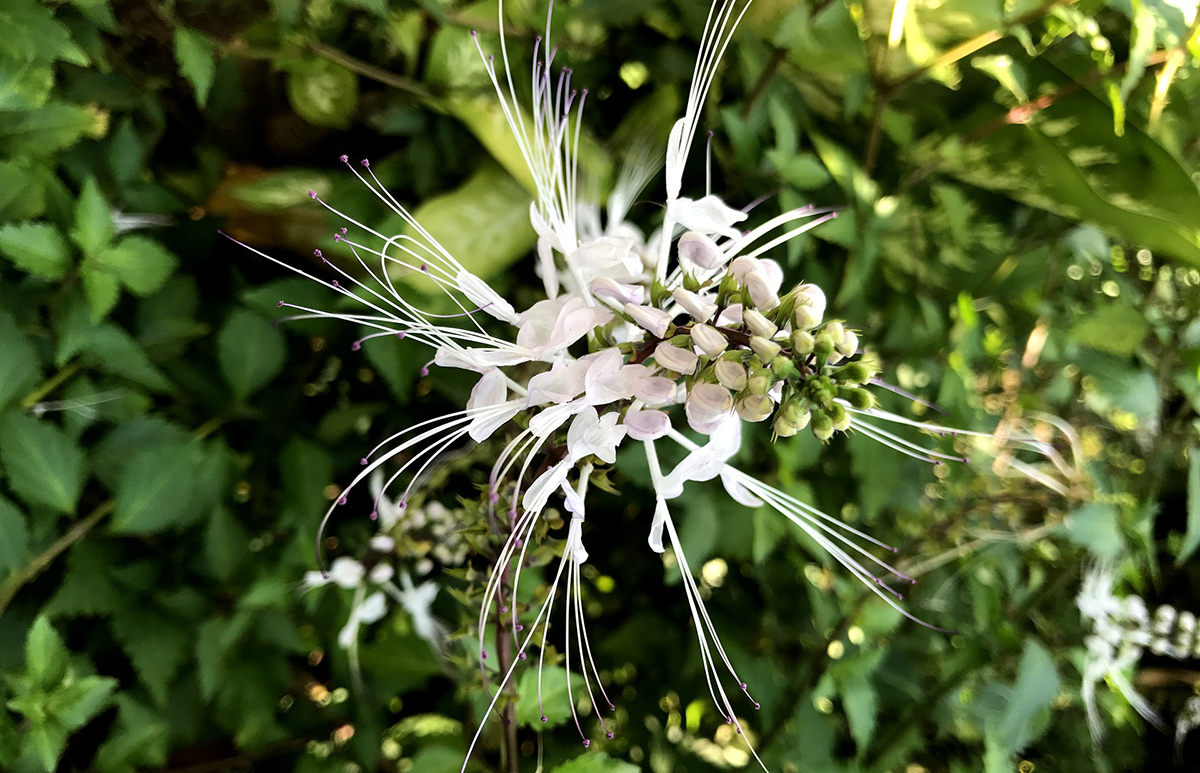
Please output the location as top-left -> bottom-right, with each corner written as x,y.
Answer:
1077,564 -> 1200,748
229,0 -> 1071,763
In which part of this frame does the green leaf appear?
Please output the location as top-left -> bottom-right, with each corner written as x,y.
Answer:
54,675 -> 117,730
27,722 -> 67,773
0,3 -> 88,65
338,0 -> 389,15
111,612 -> 189,705
70,178 -> 114,259
1070,302 -> 1148,356
81,260 -> 121,320
95,235 -> 178,296
0,159 -> 48,220
25,616 -> 69,688
1063,503 -> 1122,560
0,496 -> 30,573
0,59 -> 55,110
44,541 -> 124,617
0,101 -> 95,157
286,58 -> 358,129
995,639 -> 1059,752
1179,449 -> 1200,564
841,673 -> 878,752
227,168 -> 332,212
94,695 -> 171,772
0,221 -> 71,279
217,308 -> 286,400
515,666 -> 585,728
81,324 -> 172,391
0,310 -> 39,411
0,413 -> 86,514
173,28 -> 216,107
390,164 -> 535,288
550,753 -> 640,773
110,442 -> 207,533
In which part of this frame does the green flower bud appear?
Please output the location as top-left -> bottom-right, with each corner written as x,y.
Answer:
791,330 -> 815,355
834,362 -> 875,385
747,371 -> 774,396
838,386 -> 876,410
772,414 -> 798,438
824,321 -> 845,342
770,355 -> 800,380
736,394 -> 773,422
836,330 -> 859,357
828,403 -> 851,431
810,409 -> 834,441
750,336 -> 782,361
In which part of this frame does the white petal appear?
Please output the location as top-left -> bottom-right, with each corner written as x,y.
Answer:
357,591 -> 388,624
721,468 -> 764,507
648,499 -> 669,553
329,557 -> 365,589
434,346 -> 531,372
666,195 -> 747,239
636,376 -> 679,406
455,270 -> 518,323
530,398 -> 586,438
523,459 -> 572,514
624,408 -> 670,441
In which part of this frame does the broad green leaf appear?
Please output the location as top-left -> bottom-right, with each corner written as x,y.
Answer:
1178,449 -> 1200,564
551,754 -> 640,773
81,260 -> 121,320
109,442 -> 207,533
44,541 -> 124,617
286,58 -> 358,129
0,310 -> 39,410
54,674 -> 117,730
514,666 -> 585,728
0,413 -> 86,514
841,673 -> 878,752
70,177 -> 114,259
338,0 -> 389,16
0,3 -> 88,65
173,28 -> 216,107
227,168 -> 332,212
217,308 -> 286,399
93,695 -> 171,772
25,616 -> 69,688
96,235 -> 178,296
1070,302 -> 1148,356
995,638 -> 1059,752
1063,503 -> 1122,560
0,59 -> 54,110
0,496 -> 30,572
82,324 -> 171,392
28,722 -> 67,773
111,612 -> 189,705
0,101 -> 96,157
361,326 -> 419,403
391,164 -> 535,288
0,160 -> 48,220
0,221 -> 71,279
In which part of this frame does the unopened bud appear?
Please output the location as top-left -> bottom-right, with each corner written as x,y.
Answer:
592,277 -> 644,306
745,271 -> 780,310
747,372 -> 773,396
810,410 -> 834,441
839,386 -> 876,410
691,324 -> 728,357
834,362 -> 875,384
749,336 -> 781,361
685,383 -> 733,434
791,330 -> 815,355
824,321 -> 845,342
672,288 -> 717,322
654,341 -> 698,375
793,305 -> 820,330
773,415 -> 798,437
678,231 -> 726,269
625,303 -> 672,338
837,330 -> 859,357
728,255 -> 762,284
743,309 -> 777,339
779,400 -> 810,429
715,359 -> 748,391
770,355 -> 800,380
736,394 -> 773,422
829,403 -> 851,431
794,283 -> 827,321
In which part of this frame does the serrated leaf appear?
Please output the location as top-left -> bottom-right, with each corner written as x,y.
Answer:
204,505 -> 249,581
286,58 -> 358,129
0,4 -> 89,65
0,160 -> 48,220
0,221 -> 71,279
173,28 -> 216,107
94,695 -> 171,772
25,616 -> 69,688
44,541 -> 124,617
110,443 -> 208,533
71,178 -> 114,259
0,496 -> 30,573
1179,449 -> 1200,565
0,59 -> 55,110
81,261 -> 121,320
0,310 -> 39,410
0,413 -> 86,514
841,673 -> 877,752
515,666 -> 585,728
96,235 -> 178,296
28,722 -> 67,773
55,675 -> 118,730
111,613 -> 189,705
195,617 -> 229,700
217,308 -> 285,400
1063,503 -> 1122,560
1070,302 -> 1148,356
0,101 -> 95,157
551,753 -> 640,773
82,324 -> 171,391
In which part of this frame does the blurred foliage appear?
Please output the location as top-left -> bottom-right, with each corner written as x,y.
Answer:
0,1 -> 1199,773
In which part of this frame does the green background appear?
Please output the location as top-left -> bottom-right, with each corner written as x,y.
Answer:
1,1 -> 1198,772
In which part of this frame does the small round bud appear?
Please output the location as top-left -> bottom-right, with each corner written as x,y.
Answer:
743,309 -> 778,339
678,231 -> 727,269
824,321 -> 845,342
794,283 -> 827,321
791,330 -> 815,355
810,410 -> 834,441
736,394 -> 774,422
749,336 -> 782,361
654,340 -> 698,375
745,271 -> 780,311
672,287 -> 717,322
685,383 -> 734,434
836,330 -> 859,357
829,403 -> 851,431
793,305 -> 819,330
715,359 -> 748,391
625,303 -> 673,338
773,414 -> 798,437
770,355 -> 800,380
691,323 -> 728,358
747,372 -> 774,396
839,386 -> 876,410
834,362 -> 874,385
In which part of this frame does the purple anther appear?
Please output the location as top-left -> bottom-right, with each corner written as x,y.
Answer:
736,728 -> 743,735
314,249 -> 323,258
337,495 -> 347,505
360,458 -> 369,465
514,538 -> 523,549
331,280 -> 340,287
500,605 -> 508,613
420,367 -> 429,377
369,510 -> 378,521
582,740 -> 590,748
420,263 -> 428,272
340,227 -> 347,234
470,29 -> 477,37
481,652 -> 487,659
753,702 -> 761,710
396,332 -> 406,340
515,624 -> 523,632
361,158 -> 370,168
339,154 -> 348,163
608,703 -> 615,711
399,498 -> 407,509
333,234 -> 341,242
351,341 -> 361,351
308,190 -> 317,199
606,732 -> 614,740
740,682 -> 747,690
518,652 -> 527,660
277,300 -> 285,307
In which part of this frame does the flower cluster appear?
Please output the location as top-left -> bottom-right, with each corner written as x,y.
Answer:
228,0 -> 1068,765
1077,564 -> 1200,752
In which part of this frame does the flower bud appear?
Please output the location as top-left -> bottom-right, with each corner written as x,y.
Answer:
810,409 -> 834,441
824,321 -> 845,342
625,303 -> 673,338
749,336 -> 781,361
791,330 -> 815,355
654,340 -> 698,374
736,394 -> 773,422
834,362 -> 874,384
770,355 -> 800,380
829,403 -> 851,431
714,359 -> 748,391
772,414 -> 798,437
838,386 -> 876,410
779,400 -> 810,428
691,323 -> 728,357
793,305 -> 819,330
747,371 -> 774,396
813,330 -> 836,362
672,287 -> 717,322
728,255 -> 762,284
745,270 -> 780,310
794,283 -> 827,322
742,309 -> 777,339
685,383 -> 733,434
592,277 -> 644,306
624,408 -> 670,440
678,231 -> 726,269
837,330 -> 859,357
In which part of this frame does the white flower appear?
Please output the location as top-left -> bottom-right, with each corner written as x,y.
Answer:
567,406 -> 627,464
685,382 -> 733,434
653,341 -> 699,375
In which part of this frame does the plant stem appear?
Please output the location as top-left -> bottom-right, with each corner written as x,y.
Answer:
307,41 -> 433,99
0,500 -> 114,615
20,362 -> 81,409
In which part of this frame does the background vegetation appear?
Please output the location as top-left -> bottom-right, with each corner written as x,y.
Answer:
1,0 -> 1199,772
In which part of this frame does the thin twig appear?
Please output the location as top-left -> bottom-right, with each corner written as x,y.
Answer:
740,47 -> 787,120
307,41 -> 433,99
0,500 -> 113,615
